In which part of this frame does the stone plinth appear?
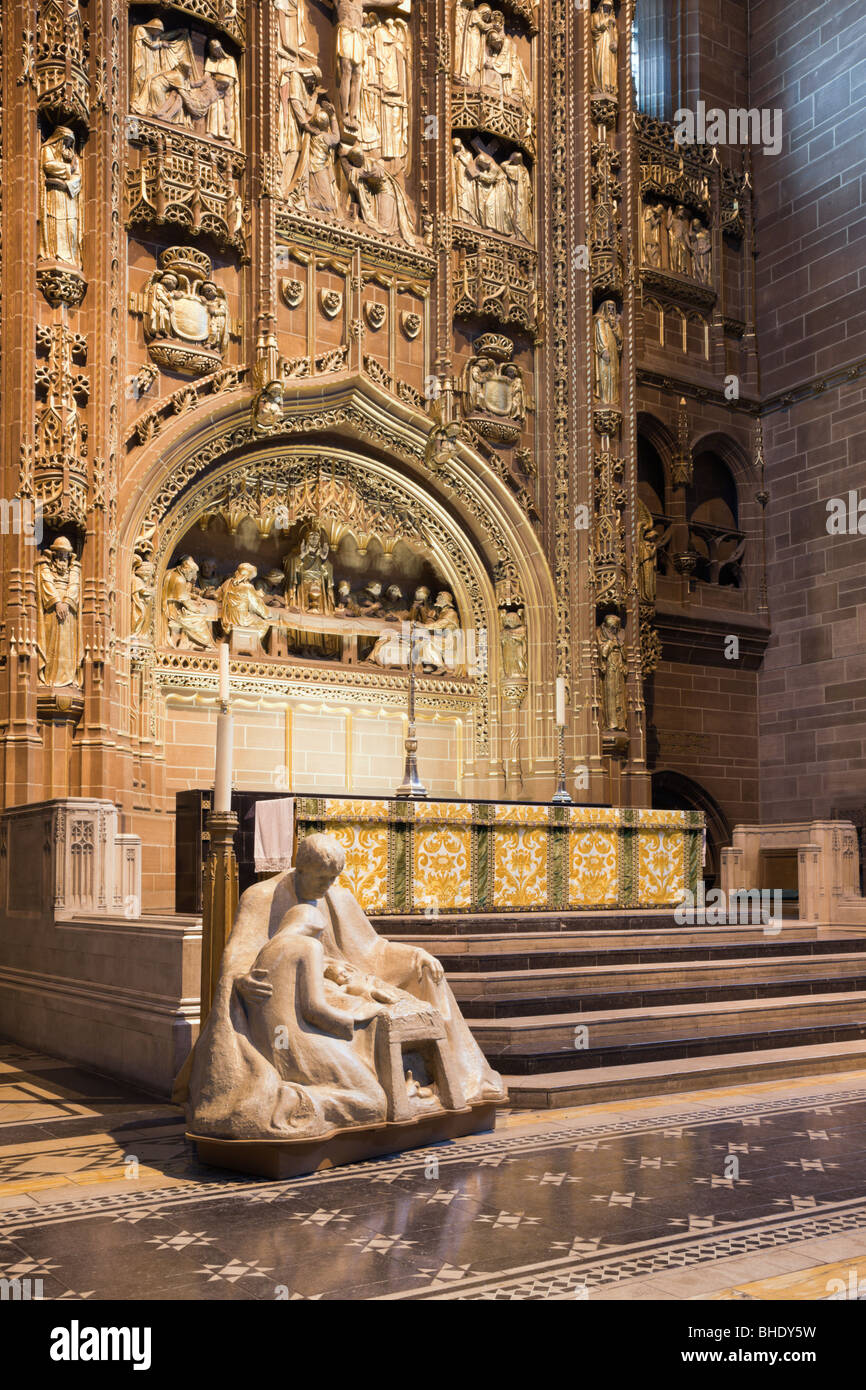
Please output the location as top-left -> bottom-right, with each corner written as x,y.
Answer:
721,820 -> 866,929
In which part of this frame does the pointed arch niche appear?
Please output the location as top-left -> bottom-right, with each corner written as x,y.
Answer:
125,439 -> 541,804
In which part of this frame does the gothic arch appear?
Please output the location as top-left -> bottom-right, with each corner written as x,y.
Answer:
117,381 -> 559,778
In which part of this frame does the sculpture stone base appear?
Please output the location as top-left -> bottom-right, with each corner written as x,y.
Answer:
189,1101 -> 498,1180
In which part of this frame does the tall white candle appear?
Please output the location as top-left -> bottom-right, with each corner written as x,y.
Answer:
218,641 -> 230,706
213,710 -> 234,814
555,676 -> 567,727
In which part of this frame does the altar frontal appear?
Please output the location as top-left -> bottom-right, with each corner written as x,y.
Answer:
295,797 -> 704,914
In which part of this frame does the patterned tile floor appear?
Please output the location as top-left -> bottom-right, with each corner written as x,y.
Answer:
1,1041 -> 866,1301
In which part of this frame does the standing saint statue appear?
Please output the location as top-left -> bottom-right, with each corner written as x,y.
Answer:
332,0 -> 411,133
474,153 -> 511,234
503,151 -> 532,241
204,39 -> 241,145
376,17 -> 410,166
667,204 -> 693,275
279,64 -> 322,203
452,139 -> 479,222
691,218 -> 712,283
131,556 -> 156,637
597,613 -> 628,731
275,0 -> 308,60
500,607 -> 527,677
637,509 -> 659,606
39,127 -> 82,266
593,299 -> 623,404
36,537 -> 82,688
641,201 -> 663,267
591,0 -> 618,95
455,1 -> 494,87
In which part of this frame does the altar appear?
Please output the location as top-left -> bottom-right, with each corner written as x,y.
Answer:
294,796 -> 703,914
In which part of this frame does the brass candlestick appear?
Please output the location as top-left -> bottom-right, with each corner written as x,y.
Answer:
396,623 -> 428,799
552,724 -> 572,804
200,805 -> 239,1025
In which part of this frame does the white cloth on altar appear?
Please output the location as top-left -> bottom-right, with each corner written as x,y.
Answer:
254,797 -> 294,873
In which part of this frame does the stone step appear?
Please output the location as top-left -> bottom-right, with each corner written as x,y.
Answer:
417,929 -> 866,972
501,1039 -> 866,1108
471,990 -> 866,1073
452,952 -> 866,1016
372,909 -> 682,937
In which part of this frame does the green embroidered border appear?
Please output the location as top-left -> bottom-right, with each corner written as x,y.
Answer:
548,801 -> 569,910
619,808 -> 637,908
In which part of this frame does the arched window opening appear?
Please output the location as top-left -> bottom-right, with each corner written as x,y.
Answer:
686,452 -> 744,588
632,0 -> 676,121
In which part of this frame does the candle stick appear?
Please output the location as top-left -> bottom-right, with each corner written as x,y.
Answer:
219,641 -> 230,707
213,709 -> 234,814
555,676 -> 567,727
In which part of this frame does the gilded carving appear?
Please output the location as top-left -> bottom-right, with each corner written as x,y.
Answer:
592,299 -> 622,404
452,138 -> 532,242
590,0 -> 618,97
36,537 -> 83,688
461,333 -> 527,444
130,17 -> 242,144
135,246 -> 231,377
38,126 -> 82,268
596,613 -> 627,732
163,555 -> 215,648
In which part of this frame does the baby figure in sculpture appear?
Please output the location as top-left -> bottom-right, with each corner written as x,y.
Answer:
179,833 -> 506,1143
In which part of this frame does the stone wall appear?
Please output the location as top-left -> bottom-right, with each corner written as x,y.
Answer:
751,0 -> 866,819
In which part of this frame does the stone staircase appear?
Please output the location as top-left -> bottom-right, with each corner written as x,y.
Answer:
373,911 -> 866,1107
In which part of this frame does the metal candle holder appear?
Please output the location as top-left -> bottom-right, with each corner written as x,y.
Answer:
396,622 -> 428,799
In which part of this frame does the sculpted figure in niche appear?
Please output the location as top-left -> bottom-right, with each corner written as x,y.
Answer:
591,0 -> 618,95
284,526 -> 339,657
201,281 -> 230,352
597,613 -> 627,731
503,151 -> 532,241
217,563 -> 272,646
130,17 -> 196,115
274,0 -> 308,60
500,607 -> 527,677
306,102 -> 342,215
359,14 -> 383,150
279,64 -> 323,203
691,219 -> 712,284
376,17 -> 410,165
455,1 -> 494,87
667,204 -> 692,276
592,299 -> 622,404
483,12 -> 531,104
178,833 -> 505,1139
204,39 -> 241,145
641,201 -> 664,268
408,585 -> 433,622
637,509 -> 660,606
452,139 -> 479,221
474,153 -> 511,234
342,145 -> 418,242
412,590 -> 461,674
39,127 -> 82,266
36,537 -> 82,688
163,555 -> 214,649
131,556 -> 156,637
333,0 -> 411,134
